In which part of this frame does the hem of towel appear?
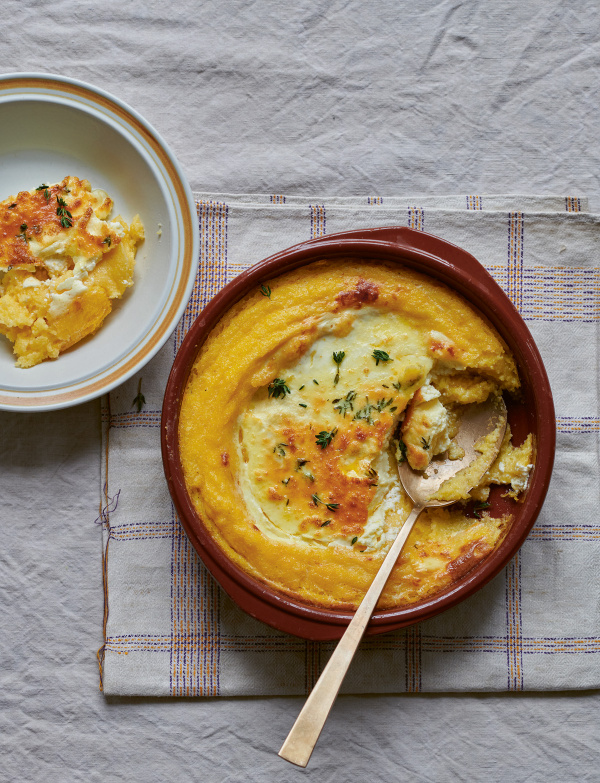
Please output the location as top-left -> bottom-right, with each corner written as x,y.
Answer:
193,192 -> 590,212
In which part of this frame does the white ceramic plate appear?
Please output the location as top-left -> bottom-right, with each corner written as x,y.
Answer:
0,73 -> 198,411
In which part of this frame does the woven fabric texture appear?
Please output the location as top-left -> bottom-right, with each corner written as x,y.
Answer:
99,193 -> 599,696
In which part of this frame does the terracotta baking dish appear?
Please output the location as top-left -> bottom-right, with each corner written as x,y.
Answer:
161,226 -> 555,640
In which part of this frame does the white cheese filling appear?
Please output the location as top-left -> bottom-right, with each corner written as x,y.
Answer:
236,307 -> 431,552
235,307 -> 530,554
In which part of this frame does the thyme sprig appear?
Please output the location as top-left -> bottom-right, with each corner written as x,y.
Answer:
351,394 -> 397,425
372,349 -> 391,365
295,458 -> 314,481
268,378 -> 291,398
333,390 -> 356,417
332,351 -> 345,385
316,428 -> 337,449
259,284 -> 271,298
312,494 -> 340,512
420,437 -> 431,450
36,183 -> 51,201
354,398 -> 376,425
375,397 -> 395,412
56,196 -> 73,228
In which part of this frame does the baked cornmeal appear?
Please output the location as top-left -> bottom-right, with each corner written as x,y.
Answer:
179,260 -> 534,610
0,176 -> 144,367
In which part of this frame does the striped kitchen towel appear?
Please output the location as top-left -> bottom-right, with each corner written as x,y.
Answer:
98,193 -> 600,696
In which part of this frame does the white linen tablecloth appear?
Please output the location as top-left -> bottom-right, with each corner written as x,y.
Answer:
100,192 -> 600,696
4,0 -> 600,779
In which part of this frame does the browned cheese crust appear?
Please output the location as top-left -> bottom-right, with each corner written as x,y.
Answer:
179,260 -> 532,610
0,176 -> 144,367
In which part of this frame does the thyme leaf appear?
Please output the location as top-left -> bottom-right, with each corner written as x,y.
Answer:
273,443 -> 288,457
420,437 -> 431,450
259,284 -> 271,298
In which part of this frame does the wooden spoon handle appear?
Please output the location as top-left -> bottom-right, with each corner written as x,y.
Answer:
278,502 -> 424,767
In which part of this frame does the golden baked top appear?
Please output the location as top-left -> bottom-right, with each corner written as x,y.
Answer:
0,176 -> 122,272
179,260 -> 533,611
0,176 -> 144,367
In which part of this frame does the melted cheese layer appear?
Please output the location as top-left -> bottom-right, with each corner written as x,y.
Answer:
236,307 -> 432,551
0,176 -> 144,366
179,259 -> 530,610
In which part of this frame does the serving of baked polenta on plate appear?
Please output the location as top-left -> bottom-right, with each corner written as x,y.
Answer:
0,176 -> 144,368
0,73 -> 199,411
